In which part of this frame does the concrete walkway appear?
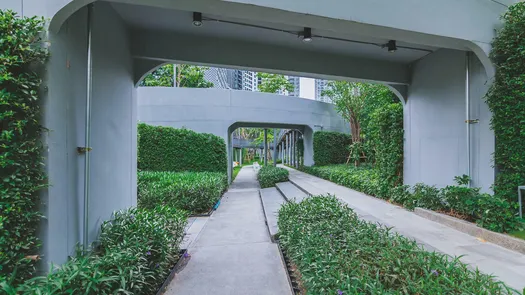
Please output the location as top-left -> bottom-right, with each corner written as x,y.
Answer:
166,167 -> 292,295
282,166 -> 525,292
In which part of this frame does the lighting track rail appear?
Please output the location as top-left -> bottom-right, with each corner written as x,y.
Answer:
196,14 -> 433,54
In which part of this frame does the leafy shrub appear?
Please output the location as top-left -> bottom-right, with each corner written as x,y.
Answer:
473,194 -> 518,233
278,196 -> 518,294
486,2 -> 525,205
0,10 -> 48,284
4,206 -> 187,294
441,176 -> 479,216
368,103 -> 404,187
138,171 -> 227,214
390,185 -> 415,208
412,183 -> 444,211
257,166 -> 289,188
138,123 -> 227,173
313,131 -> 351,166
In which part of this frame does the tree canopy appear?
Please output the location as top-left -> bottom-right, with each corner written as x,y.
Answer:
257,73 -> 294,94
140,64 -> 214,88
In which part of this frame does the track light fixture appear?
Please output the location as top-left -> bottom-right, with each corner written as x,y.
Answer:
386,40 -> 397,53
300,27 -> 312,42
193,12 -> 203,27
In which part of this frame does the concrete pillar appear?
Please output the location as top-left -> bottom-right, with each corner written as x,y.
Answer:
287,133 -> 291,165
264,129 -> 268,166
227,132 -> 233,183
303,126 -> 314,166
239,148 -> 242,166
291,131 -> 295,167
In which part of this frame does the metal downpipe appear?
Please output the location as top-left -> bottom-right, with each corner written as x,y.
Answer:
83,3 -> 94,252
465,52 -> 471,187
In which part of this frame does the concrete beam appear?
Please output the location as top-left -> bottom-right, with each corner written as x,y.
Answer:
131,29 -> 410,85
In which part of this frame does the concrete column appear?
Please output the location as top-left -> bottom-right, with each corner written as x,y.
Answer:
291,131 -> 295,167
264,129 -> 268,166
227,132 -> 233,183
239,148 -> 242,166
287,133 -> 291,165
303,126 -> 314,166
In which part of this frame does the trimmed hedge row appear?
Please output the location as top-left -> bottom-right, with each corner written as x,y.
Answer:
313,131 -> 351,166
257,166 -> 289,188
300,165 -> 520,233
278,196 -> 517,294
0,11 -> 48,284
3,206 -> 187,294
138,171 -> 227,214
138,123 -> 227,173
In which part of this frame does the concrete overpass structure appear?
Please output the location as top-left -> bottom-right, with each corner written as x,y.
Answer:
137,87 -> 349,180
2,0 -> 518,270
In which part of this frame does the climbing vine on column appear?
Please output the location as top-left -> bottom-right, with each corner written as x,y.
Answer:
486,2 -> 525,208
0,10 -> 48,284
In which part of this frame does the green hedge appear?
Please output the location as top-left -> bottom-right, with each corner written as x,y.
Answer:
3,206 -> 187,294
300,165 -> 519,232
486,3 -> 525,211
138,123 -> 227,173
0,11 -> 48,284
313,131 -> 351,166
257,166 -> 289,188
138,171 -> 227,214
278,196 -> 517,294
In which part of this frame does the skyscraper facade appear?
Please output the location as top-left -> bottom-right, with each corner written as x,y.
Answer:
315,79 -> 332,103
287,76 -> 300,97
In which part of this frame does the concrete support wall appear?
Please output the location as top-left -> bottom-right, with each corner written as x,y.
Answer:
404,49 -> 494,192
39,2 -> 136,269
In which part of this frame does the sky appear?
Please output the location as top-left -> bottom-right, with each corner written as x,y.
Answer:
299,77 -> 316,100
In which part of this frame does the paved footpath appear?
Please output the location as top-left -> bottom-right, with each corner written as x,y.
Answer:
166,167 -> 292,295
282,166 -> 525,292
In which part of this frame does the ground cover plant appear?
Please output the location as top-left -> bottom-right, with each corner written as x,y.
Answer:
299,165 -> 521,233
138,171 -> 227,214
257,166 -> 289,188
1,206 -> 187,294
0,10 -> 49,285
278,196 -> 519,295
138,123 -> 227,173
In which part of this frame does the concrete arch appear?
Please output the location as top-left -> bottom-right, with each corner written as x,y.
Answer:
134,60 -> 169,87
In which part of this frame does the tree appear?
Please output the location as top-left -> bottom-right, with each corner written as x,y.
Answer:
323,81 -> 393,166
257,73 -> 294,94
140,64 -> 214,88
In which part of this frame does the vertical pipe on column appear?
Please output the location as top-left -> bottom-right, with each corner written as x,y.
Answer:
273,129 -> 277,167
465,52 -> 471,187
264,129 -> 268,166
83,3 -> 94,252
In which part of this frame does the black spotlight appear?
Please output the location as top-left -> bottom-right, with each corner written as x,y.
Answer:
387,40 -> 397,53
301,27 -> 312,42
193,12 -> 203,27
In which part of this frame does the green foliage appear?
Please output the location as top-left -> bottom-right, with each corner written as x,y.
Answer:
368,103 -> 404,187
486,3 -> 525,209
0,10 -> 48,284
138,123 -> 227,173
257,73 -> 294,93
140,64 -> 214,88
138,171 -> 227,214
257,166 -> 289,188
3,206 -> 187,294
300,165 -> 521,232
313,131 -> 352,166
278,196 -> 517,295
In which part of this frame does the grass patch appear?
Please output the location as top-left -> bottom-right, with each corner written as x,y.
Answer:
257,166 -> 289,188
232,166 -> 241,181
510,230 -> 525,240
278,196 -> 519,294
138,171 -> 227,214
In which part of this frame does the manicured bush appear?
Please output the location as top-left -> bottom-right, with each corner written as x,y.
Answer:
138,171 -> 227,214
313,131 -> 351,166
257,166 -> 289,188
486,2 -> 525,208
278,196 -> 517,294
0,10 -> 49,285
3,206 -> 187,294
300,165 -> 521,233
138,123 -> 227,173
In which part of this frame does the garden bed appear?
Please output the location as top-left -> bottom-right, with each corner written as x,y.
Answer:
188,198 -> 222,217
276,240 -> 304,295
257,166 -> 289,188
278,195 -> 519,294
156,249 -> 190,295
415,208 -> 525,254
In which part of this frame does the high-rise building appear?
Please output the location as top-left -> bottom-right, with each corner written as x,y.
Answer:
241,71 -> 258,91
203,67 -> 230,89
315,79 -> 332,103
287,76 -> 300,97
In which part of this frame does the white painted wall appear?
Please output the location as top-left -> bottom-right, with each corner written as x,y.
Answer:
404,49 -> 494,192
